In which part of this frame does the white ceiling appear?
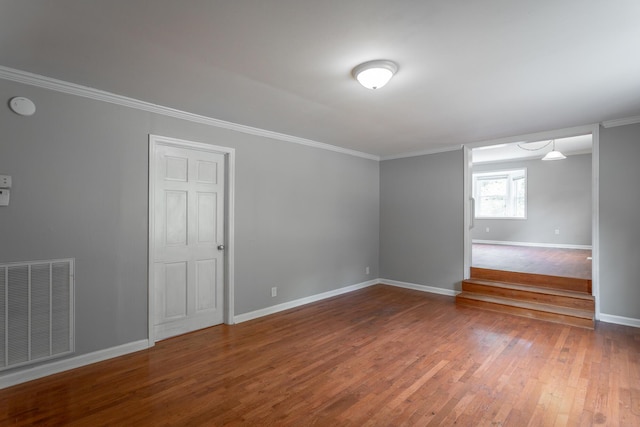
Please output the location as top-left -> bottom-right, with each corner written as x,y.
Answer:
1,1 -> 639,158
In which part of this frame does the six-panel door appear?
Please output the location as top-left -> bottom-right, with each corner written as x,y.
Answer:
153,144 -> 225,340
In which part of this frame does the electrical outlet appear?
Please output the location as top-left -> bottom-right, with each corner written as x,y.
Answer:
271,287 -> 277,297
485,227 -> 490,233
555,229 -> 560,235
365,266 -> 370,275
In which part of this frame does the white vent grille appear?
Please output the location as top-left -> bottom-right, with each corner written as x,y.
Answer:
1,259 -> 74,371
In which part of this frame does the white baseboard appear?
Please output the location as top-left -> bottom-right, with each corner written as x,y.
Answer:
0,339 -> 149,389
599,313 -> 640,329
473,239 -> 592,250
234,279 -> 379,324
380,278 -> 460,297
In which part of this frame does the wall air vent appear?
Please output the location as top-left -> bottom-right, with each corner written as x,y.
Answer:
1,259 -> 74,371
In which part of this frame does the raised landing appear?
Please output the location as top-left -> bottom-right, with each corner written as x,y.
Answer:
456,268 -> 595,329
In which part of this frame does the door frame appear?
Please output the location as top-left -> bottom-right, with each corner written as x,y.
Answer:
148,134 -> 236,346
462,124 -> 600,319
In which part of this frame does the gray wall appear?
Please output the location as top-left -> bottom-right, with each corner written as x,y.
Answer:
599,123 -> 640,320
471,154 -> 592,246
0,79 -> 380,366
379,150 -> 464,291
2,73 -> 640,380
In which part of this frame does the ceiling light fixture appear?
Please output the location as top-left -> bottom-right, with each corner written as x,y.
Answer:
541,140 -> 566,161
352,60 -> 398,90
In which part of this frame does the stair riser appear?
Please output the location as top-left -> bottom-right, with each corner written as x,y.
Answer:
456,296 -> 594,329
470,268 -> 591,293
462,282 -> 595,311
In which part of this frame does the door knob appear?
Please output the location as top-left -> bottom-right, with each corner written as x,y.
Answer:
217,245 -> 225,250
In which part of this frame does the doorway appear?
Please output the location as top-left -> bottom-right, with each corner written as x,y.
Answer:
148,135 -> 235,343
463,125 -> 600,316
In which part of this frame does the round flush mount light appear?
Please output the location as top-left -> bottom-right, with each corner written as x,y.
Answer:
9,97 -> 36,116
352,60 -> 398,90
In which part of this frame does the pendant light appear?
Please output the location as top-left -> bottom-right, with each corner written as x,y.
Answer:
541,140 -> 566,161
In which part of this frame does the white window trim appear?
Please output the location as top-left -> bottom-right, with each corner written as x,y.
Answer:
473,168 -> 527,219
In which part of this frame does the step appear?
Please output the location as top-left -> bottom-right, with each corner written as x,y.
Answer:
462,279 -> 595,311
456,292 -> 595,329
470,267 -> 592,294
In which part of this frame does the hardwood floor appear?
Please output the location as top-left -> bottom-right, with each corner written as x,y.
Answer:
2,285 -> 639,426
472,244 -> 592,280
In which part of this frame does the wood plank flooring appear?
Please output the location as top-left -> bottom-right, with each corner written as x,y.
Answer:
472,244 -> 592,280
2,285 -> 639,426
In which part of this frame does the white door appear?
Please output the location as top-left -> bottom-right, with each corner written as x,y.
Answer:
151,142 -> 225,341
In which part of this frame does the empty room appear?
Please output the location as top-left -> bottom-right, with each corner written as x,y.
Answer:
1,1 -> 639,425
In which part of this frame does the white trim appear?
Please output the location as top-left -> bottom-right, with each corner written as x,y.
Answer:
147,139 -> 155,346
225,149 -> 236,325
463,146 -> 472,280
0,339 -> 149,389
380,278 -> 460,297
599,314 -> 640,329
601,115 -> 640,128
381,145 -> 462,161
472,240 -> 592,250
234,280 -> 378,323
148,135 -> 236,346
591,125 -> 600,320
0,65 -> 378,161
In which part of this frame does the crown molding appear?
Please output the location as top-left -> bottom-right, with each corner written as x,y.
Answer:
380,145 -> 463,161
0,65 -> 379,161
601,115 -> 640,128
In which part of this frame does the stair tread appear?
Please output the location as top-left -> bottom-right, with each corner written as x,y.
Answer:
471,267 -> 591,282
456,292 -> 594,319
464,279 -> 594,300
470,267 -> 592,293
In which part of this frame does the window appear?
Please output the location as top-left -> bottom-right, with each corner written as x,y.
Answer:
473,169 -> 526,218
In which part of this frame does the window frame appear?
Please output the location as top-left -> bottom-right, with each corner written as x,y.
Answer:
472,168 -> 527,220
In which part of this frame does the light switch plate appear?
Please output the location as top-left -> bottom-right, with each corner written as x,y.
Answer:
0,189 -> 10,206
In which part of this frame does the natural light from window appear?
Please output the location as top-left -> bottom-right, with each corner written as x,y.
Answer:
473,169 -> 526,219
